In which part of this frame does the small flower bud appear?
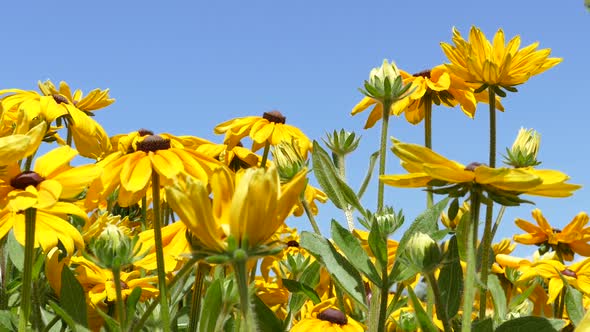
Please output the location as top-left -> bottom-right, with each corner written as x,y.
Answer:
272,139 -> 307,182
504,128 -> 541,168
322,129 -> 361,156
403,232 -> 442,273
90,224 -> 137,269
360,60 -> 413,104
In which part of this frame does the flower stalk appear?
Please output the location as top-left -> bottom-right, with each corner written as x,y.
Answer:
189,263 -> 210,332
260,141 -> 271,169
462,188 -> 481,332
377,100 -> 392,212
425,271 -> 452,332
233,253 -> 256,332
424,96 -> 433,208
18,207 -> 37,332
301,198 -> 322,235
112,266 -> 126,329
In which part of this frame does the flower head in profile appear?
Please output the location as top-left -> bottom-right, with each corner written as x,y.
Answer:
514,209 -> 590,261
0,122 -> 46,165
165,164 -> 307,255
504,128 -> 541,168
214,111 -> 312,156
441,26 -> 561,93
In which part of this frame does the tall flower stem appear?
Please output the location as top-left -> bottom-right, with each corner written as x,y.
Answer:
301,199 -> 322,235
151,173 -> 171,332
479,88 -> 497,319
377,101 -> 393,212
234,257 -> 255,332
377,264 -> 389,332
18,207 -> 37,332
112,266 -> 126,329
425,271 -> 452,332
424,97 -> 433,208
189,263 -> 210,332
260,141 -> 271,169
333,152 -> 354,231
462,188 -> 481,332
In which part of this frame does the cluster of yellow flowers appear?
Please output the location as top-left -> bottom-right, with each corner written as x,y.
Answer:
0,25 -> 587,332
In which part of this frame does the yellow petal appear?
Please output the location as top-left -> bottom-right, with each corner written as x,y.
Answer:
34,145 -> 77,179
52,164 -> 101,199
150,149 -> 183,181
423,164 -> 474,183
120,152 -> 152,193
380,173 -> 433,188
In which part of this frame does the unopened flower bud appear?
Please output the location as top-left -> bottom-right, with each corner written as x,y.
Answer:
404,232 -> 442,273
90,224 -> 137,269
323,129 -> 361,156
504,128 -> 541,168
360,60 -> 413,104
272,139 -> 307,182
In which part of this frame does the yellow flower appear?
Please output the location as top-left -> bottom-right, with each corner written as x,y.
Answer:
519,258 -> 590,304
440,201 -> 469,230
214,111 -> 312,156
441,26 -> 561,90
166,164 -> 307,253
86,130 -> 221,207
134,221 -> 192,272
380,140 -> 579,198
291,299 -> 364,332
255,277 -> 291,319
514,209 -> 590,260
195,140 -> 260,169
0,122 -> 46,165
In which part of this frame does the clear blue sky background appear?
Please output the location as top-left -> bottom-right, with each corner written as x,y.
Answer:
2,1 -> 588,258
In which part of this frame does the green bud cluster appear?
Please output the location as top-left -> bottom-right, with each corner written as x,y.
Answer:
359,60 -> 414,104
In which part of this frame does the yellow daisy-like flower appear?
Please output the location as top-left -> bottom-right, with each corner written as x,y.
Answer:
195,140 -> 260,169
380,140 -> 580,198
166,164 -> 307,253
86,130 -> 221,208
519,258 -> 590,304
214,111 -> 312,156
134,221 -> 192,272
441,26 -> 561,90
291,299 -> 364,332
0,146 -> 100,254
0,122 -> 46,165
514,209 -> 590,260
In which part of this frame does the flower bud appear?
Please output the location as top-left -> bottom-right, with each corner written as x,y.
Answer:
90,224 -> 137,269
272,139 -> 307,182
504,128 -> 541,168
360,60 -> 413,104
323,129 -> 361,156
403,232 -> 442,273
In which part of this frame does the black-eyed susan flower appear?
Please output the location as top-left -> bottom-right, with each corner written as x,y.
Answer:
290,299 -> 364,332
0,122 -> 46,165
514,209 -> 590,260
441,26 -> 561,92
214,111 -> 312,156
134,221 -> 192,272
166,164 -> 307,254
195,140 -> 259,170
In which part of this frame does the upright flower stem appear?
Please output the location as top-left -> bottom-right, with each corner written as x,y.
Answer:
424,97 -> 433,208
377,264 -> 389,332
425,271 -> 452,332
234,258 -> 255,332
334,152 -> 354,231
189,263 -> 210,332
301,199 -> 322,235
479,88 -> 497,319
260,141 -> 271,169
151,172 -> 171,332
19,207 -> 37,332
377,101 -> 392,212
112,266 -> 126,329
462,188 -> 481,332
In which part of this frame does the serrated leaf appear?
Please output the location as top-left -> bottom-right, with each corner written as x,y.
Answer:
60,266 -> 88,327
488,274 -> 507,321
331,220 -> 381,284
407,287 -> 438,332
288,261 -> 321,313
48,301 -> 91,332
6,231 -> 24,272
438,236 -> 462,320
252,294 -> 284,332
282,279 -> 321,304
495,316 -> 565,332
199,279 -> 223,332
368,220 -> 388,273
565,286 -> 584,327
300,232 -> 367,309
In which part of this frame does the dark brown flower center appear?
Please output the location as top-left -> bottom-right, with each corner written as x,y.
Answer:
236,141 -> 244,148
120,280 -> 129,290
137,128 -> 154,136
52,94 -> 69,104
413,70 -> 431,78
562,268 -> 577,278
317,308 -> 348,325
465,162 -> 484,172
286,240 -> 300,247
136,135 -> 171,152
262,110 -> 286,124
552,228 -> 562,233
10,171 -> 45,190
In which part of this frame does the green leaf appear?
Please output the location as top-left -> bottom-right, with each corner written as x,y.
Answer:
93,304 -> 120,331
282,279 -> 321,304
368,220 -> 388,272
330,220 -> 380,284
455,210 -> 471,261
60,266 -> 88,327
495,316 -> 565,332
448,198 -> 459,222
288,261 -> 321,313
508,281 -> 537,310
199,279 -> 224,332
252,294 -> 284,332
565,286 -> 584,327
126,287 -> 142,326
311,141 -> 364,214
0,310 -> 15,332
487,274 -> 507,321
390,198 -> 449,282
300,231 -> 367,309
357,151 -> 380,200
437,235 -> 462,320
48,301 -> 91,332
6,231 -> 24,272
407,287 -> 438,332
472,317 -> 493,332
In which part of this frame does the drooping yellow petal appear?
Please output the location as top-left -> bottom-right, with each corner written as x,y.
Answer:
0,122 -> 47,165
150,149 -> 183,181
380,173 -> 433,188
120,152 -> 152,193
52,164 -> 101,199
34,145 -> 78,179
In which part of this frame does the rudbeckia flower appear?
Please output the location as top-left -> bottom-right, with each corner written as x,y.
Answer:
514,209 -> 590,260
196,140 -> 260,169
214,111 -> 312,156
165,164 -> 307,253
0,145 -> 100,254
86,129 -> 221,208
380,140 -> 580,199
441,26 -> 561,91
290,299 -> 364,332
134,221 -> 192,272
0,122 -> 46,165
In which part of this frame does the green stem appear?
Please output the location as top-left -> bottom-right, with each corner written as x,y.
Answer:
234,258 -> 255,332
130,257 -> 198,332
42,315 -> 61,332
24,153 -> 36,172
260,141 -> 271,169
334,152 -> 354,231
151,172 -> 171,332
0,237 -> 7,310
488,88 -> 497,168
377,100 -> 392,212
66,121 -> 73,147
19,207 -> 37,332
462,189 -> 481,332
426,272 -> 452,332
301,198 -> 321,235
112,267 -> 126,329
424,97 -> 433,208
490,205 -> 506,240
377,267 -> 389,332
189,263 -> 210,332
141,196 -> 147,231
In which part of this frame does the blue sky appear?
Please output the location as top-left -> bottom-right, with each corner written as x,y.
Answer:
2,1 -> 589,257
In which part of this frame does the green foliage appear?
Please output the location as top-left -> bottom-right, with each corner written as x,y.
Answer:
437,235 -> 462,320
59,266 -> 88,327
